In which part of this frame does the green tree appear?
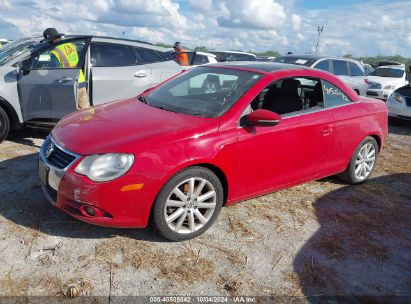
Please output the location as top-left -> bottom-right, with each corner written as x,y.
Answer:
194,46 -> 208,52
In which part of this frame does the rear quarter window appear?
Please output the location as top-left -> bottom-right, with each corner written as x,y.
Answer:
136,48 -> 163,63
349,62 -> 365,76
322,80 -> 351,107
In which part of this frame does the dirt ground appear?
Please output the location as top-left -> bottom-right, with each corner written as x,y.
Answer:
0,118 -> 410,301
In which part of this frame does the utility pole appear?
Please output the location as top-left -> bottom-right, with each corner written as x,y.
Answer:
315,26 -> 324,55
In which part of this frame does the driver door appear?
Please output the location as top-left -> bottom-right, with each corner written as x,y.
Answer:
17,38 -> 89,122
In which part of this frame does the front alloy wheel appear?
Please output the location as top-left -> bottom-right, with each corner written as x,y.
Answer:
153,167 -> 223,241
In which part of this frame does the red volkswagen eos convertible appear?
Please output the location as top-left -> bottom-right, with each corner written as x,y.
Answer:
39,62 -> 388,241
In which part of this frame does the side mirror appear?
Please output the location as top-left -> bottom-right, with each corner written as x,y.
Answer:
247,109 -> 281,127
18,58 -> 31,75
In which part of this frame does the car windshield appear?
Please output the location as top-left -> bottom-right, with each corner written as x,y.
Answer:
370,67 -> 404,78
273,56 -> 317,67
0,38 -> 37,66
145,67 -> 262,118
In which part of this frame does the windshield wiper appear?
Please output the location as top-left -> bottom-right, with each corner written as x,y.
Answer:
151,105 -> 179,113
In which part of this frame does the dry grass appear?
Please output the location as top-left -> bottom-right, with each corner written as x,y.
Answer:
95,236 -> 215,284
0,270 -> 29,296
292,257 -> 343,296
228,216 -> 254,236
160,251 -> 214,284
61,278 -> 94,298
194,240 -> 247,267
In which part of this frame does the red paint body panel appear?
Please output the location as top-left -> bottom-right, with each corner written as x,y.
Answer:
44,66 -> 388,228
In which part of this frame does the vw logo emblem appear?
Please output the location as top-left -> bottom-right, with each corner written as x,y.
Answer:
45,142 -> 54,158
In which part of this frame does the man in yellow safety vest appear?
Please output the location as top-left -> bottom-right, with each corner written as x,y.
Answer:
43,28 -> 90,110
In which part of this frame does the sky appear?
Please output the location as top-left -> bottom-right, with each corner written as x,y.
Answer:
0,0 -> 410,57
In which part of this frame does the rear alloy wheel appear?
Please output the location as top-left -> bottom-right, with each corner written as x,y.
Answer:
0,107 -> 10,143
152,167 -> 223,241
338,137 -> 378,184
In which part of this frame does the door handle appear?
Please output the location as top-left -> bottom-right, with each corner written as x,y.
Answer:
57,76 -> 74,82
134,72 -> 148,78
321,127 -> 333,136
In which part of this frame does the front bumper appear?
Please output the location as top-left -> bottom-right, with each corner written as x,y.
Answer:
39,137 -> 155,228
366,89 -> 393,100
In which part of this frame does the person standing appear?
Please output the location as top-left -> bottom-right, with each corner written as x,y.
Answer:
43,28 -> 90,110
173,42 -> 189,66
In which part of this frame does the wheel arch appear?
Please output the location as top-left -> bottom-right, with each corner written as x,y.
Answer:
191,163 -> 229,205
368,134 -> 382,151
0,96 -> 22,130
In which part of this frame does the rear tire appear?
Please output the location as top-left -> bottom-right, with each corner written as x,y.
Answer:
337,136 -> 378,184
152,166 -> 224,241
0,107 -> 10,143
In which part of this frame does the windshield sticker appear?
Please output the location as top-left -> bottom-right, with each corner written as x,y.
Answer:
295,59 -> 308,64
323,85 -> 349,102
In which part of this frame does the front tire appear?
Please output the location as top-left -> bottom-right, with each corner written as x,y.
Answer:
0,107 -> 10,143
338,136 -> 378,184
152,166 -> 224,241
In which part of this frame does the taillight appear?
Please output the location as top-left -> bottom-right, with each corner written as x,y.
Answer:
364,78 -> 369,85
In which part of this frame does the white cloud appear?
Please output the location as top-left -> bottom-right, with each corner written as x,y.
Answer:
291,14 -> 301,31
217,0 -> 287,30
188,0 -> 213,12
0,0 -> 410,56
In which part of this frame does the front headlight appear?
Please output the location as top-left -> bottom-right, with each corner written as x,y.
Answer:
74,153 -> 134,182
390,92 -> 405,104
368,82 -> 381,89
383,84 -> 397,90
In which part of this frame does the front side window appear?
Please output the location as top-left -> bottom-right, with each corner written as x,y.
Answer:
145,67 -> 261,117
91,42 -> 137,67
248,77 -> 325,118
332,60 -> 349,76
322,80 -> 351,107
32,39 -> 87,69
349,62 -> 365,76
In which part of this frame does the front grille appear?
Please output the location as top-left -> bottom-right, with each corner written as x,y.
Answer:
48,147 -> 76,169
42,137 -> 76,169
46,184 -> 57,202
405,96 -> 411,107
367,91 -> 378,96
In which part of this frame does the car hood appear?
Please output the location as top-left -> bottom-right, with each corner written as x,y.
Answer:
52,98 -> 220,155
367,76 -> 405,86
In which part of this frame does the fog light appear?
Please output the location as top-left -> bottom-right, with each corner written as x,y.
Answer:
85,206 -> 96,216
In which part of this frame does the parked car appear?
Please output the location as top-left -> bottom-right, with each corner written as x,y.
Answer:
387,85 -> 411,119
209,51 -> 257,62
166,50 -> 218,68
376,60 -> 402,67
39,62 -> 388,241
0,35 -> 183,142
363,63 -> 374,76
366,65 -> 407,100
0,39 -> 12,49
273,55 -> 368,96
